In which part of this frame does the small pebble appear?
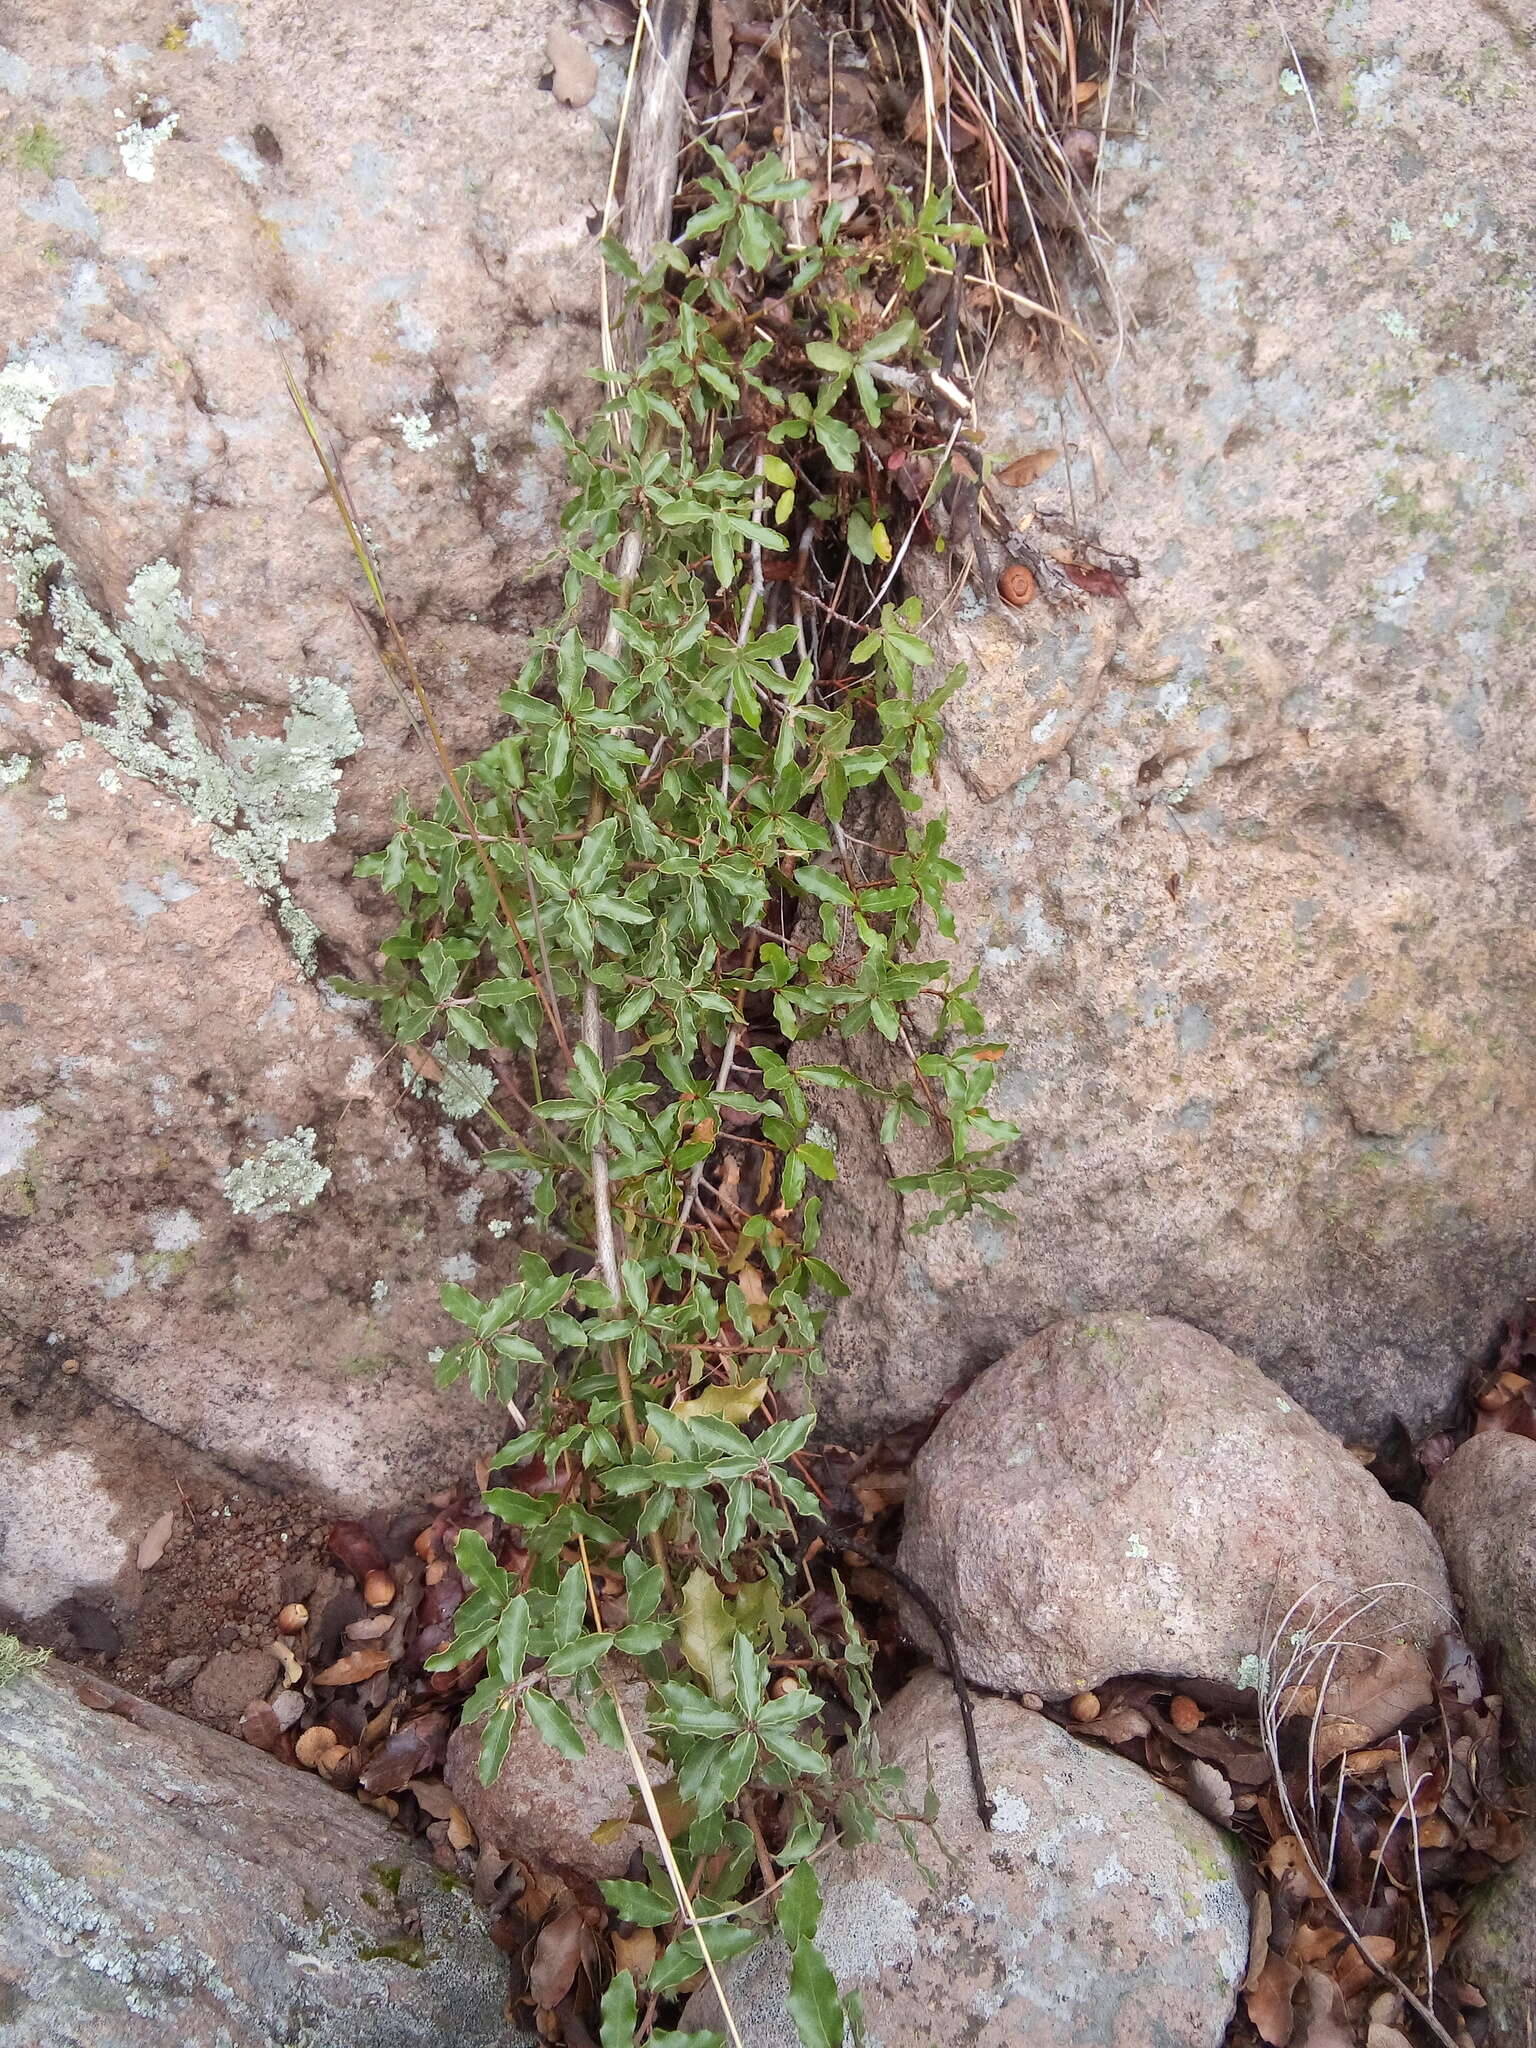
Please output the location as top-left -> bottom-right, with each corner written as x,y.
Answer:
1068,1691 -> 1101,1723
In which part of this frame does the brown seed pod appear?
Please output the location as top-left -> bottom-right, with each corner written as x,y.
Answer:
1068,1689 -> 1101,1723
998,564 -> 1037,608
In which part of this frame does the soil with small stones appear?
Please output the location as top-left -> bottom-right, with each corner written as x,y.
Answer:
35,1486 -> 330,1731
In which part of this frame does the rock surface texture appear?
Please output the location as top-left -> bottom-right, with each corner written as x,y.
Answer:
1424,1431 -> 1536,1777
685,1668 -> 1249,2047
0,0 -> 619,1610
1456,1837 -> 1536,2043
444,1678 -> 660,1881
898,1315 -> 1452,1697
817,0 -> 1536,1445
0,1661 -> 529,2047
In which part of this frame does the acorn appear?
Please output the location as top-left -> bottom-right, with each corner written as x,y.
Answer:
362,1568 -> 396,1609
276,1602 -> 309,1633
998,564 -> 1038,608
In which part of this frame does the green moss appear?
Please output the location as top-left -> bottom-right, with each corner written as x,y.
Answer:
354,1936 -> 429,1969
11,124 -> 62,176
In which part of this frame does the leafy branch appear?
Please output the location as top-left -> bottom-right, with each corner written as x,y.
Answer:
339,140 -> 1015,2044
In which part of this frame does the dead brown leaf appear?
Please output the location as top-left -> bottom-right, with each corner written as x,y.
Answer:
1295,1969 -> 1354,2048
1185,1758 -> 1235,1826
1244,1889 -> 1274,1991
1314,1645 -> 1434,1769
1082,1705 -> 1152,1746
1246,1949 -> 1300,2045
1334,1935 -> 1396,2001
327,1520 -> 388,1582
359,1712 -> 448,1794
136,1509 -> 176,1571
529,1905 -> 586,2009
709,0 -> 733,84
997,448 -> 1060,488
404,1776 -> 457,1820
546,25 -> 597,107
313,1647 -> 393,1687
613,1925 -> 659,1978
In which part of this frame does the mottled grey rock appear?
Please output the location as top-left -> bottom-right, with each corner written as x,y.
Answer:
0,0 -> 619,1599
1455,1838 -> 1536,2042
0,1662 -> 531,2047
1423,1431 -> 1536,1776
898,1315 -> 1451,1697
444,1677 -> 661,1881
685,1669 -> 1249,2047
816,0 -> 1536,1447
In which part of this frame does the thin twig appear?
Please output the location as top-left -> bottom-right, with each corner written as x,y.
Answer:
826,1535 -> 994,1829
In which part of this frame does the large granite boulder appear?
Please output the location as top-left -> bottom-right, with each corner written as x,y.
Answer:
0,0 -> 618,1606
685,1669 -> 1250,2047
897,1314 -> 1451,1697
0,1657 -> 530,2046
816,0 -> 1536,1444
1455,1837 -> 1536,2043
1424,1431 -> 1536,1777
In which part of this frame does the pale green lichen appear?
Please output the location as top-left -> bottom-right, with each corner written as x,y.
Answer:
434,1051 -> 495,1121
223,1128 -> 331,1217
1,383 -> 361,974
0,361 -> 59,451
117,110 -> 179,182
390,410 -> 438,452
0,752 -> 30,786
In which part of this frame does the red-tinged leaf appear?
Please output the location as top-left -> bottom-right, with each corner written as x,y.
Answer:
238,1701 -> 284,1753
360,1712 -> 449,1794
328,1519 -> 388,1581
529,1905 -> 586,2009
1060,560 -> 1127,599
313,1647 -> 393,1687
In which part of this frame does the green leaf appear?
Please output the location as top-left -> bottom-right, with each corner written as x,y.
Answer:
478,1702 -> 517,1785
793,865 -> 854,906
678,1568 -> 736,1701
648,1922 -> 760,1994
776,1860 -> 823,1948
599,1881 -> 676,1929
787,1937 -> 845,2048
492,1595 -> 531,1687
600,1967 -> 638,2048
455,1529 -> 510,1600
544,1632 -> 615,1676
812,414 -> 860,472
524,1687 -> 587,1760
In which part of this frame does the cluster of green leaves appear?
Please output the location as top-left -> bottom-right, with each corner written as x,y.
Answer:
348,148 -> 1013,2042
